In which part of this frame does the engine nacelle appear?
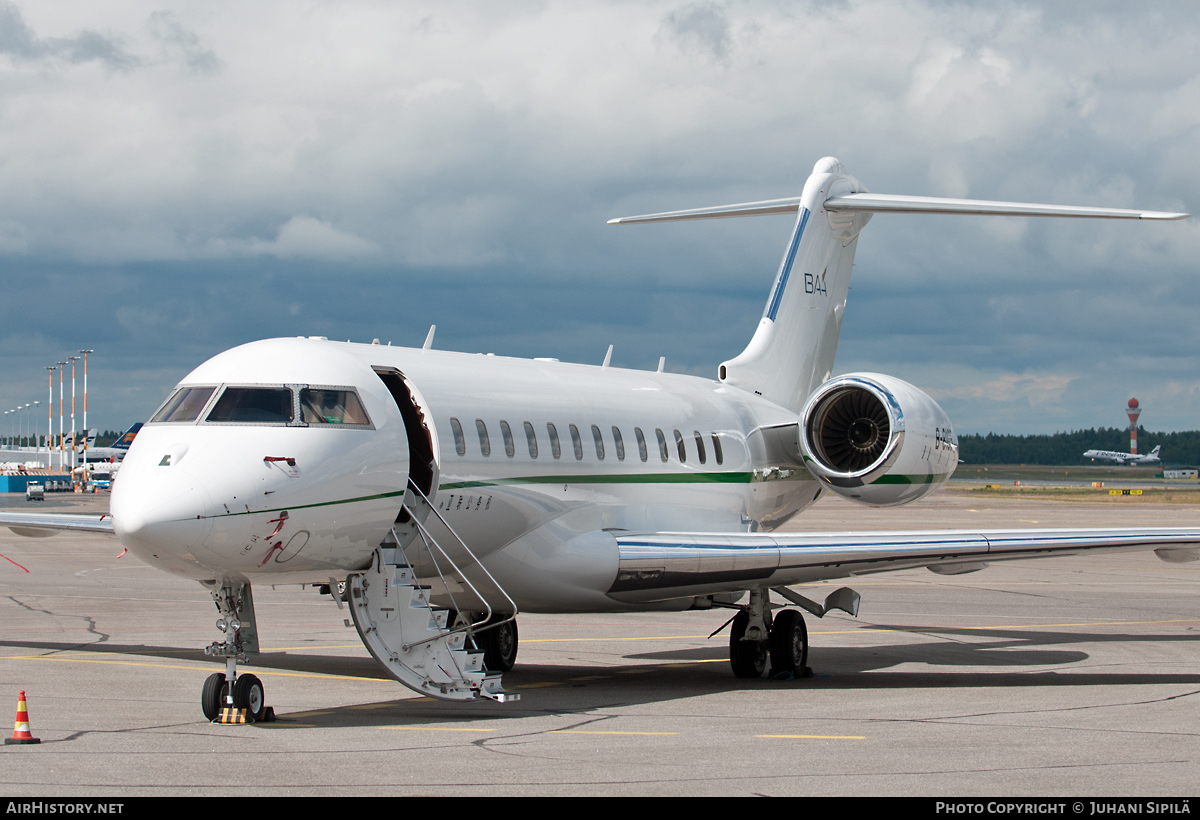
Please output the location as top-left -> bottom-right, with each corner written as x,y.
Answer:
799,373 -> 958,507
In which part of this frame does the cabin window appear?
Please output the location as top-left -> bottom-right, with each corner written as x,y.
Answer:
299,388 -> 370,426
499,421 -> 515,457
524,421 -> 538,458
476,419 -> 491,457
656,428 -> 668,462
547,422 -> 562,459
569,424 -> 584,460
674,429 -> 686,462
591,424 -> 605,460
711,433 -> 724,465
694,431 -> 707,464
150,386 -> 216,424
207,387 -> 293,424
634,427 -> 648,462
612,427 -> 626,460
450,418 -> 466,456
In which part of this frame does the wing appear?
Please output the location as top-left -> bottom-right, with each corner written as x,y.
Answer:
607,527 -> 1200,603
0,511 -> 115,538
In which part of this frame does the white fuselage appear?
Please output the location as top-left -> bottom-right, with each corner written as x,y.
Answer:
109,337 -> 958,612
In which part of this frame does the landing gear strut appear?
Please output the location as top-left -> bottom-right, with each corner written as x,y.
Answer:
200,580 -> 269,722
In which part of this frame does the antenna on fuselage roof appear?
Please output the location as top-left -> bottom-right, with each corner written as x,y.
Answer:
657,357 -> 666,373
422,325 -> 436,351
602,345 -> 613,368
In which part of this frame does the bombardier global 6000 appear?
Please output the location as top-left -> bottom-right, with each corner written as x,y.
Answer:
3,157 -> 1195,720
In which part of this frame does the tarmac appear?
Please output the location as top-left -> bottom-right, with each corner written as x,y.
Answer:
0,487 -> 1197,796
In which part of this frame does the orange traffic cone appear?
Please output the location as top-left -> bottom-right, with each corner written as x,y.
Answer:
5,691 -> 41,745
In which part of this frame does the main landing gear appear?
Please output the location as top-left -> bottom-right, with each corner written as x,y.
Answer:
200,580 -> 272,723
727,585 -> 861,680
729,588 -> 810,680
450,611 -> 519,672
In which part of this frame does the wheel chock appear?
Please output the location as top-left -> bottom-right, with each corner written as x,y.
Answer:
215,705 -> 276,725
218,707 -> 250,724
5,691 -> 41,745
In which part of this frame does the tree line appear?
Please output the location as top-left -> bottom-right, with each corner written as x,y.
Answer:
1,430 -> 123,449
958,427 -> 1200,465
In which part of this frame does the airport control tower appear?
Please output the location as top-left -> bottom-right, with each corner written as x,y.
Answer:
1126,398 -> 1142,455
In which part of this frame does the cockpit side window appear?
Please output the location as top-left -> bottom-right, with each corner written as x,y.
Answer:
149,386 -> 217,424
206,387 -> 294,424
299,388 -> 370,426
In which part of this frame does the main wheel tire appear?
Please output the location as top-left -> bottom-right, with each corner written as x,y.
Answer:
232,673 -> 265,721
201,672 -> 227,721
729,610 -> 767,679
477,618 -> 518,672
768,608 -> 809,677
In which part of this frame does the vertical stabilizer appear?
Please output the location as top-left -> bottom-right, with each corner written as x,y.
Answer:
718,157 -> 872,412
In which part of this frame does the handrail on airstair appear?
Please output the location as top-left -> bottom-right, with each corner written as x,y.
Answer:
389,481 -> 519,653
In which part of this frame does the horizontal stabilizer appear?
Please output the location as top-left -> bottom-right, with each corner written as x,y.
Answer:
607,197 -> 804,224
609,195 -> 1188,224
825,194 -> 1189,220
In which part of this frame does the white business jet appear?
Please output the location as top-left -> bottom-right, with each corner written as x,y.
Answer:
1083,445 -> 1162,465
3,157 -> 1197,722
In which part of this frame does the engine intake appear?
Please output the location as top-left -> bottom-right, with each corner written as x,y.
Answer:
800,373 -> 957,507
809,386 -> 891,473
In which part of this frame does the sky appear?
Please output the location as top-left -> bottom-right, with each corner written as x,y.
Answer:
1,0 -> 1199,437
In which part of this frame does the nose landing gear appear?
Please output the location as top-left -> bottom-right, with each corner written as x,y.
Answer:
199,580 -> 272,723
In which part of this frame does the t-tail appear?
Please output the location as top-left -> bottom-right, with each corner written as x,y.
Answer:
609,157 -> 1188,413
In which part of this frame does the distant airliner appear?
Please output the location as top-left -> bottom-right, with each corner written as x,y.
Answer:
1083,445 -> 1162,466
2,157 -> 1196,722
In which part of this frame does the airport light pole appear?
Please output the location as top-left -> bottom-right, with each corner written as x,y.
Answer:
46,366 -> 55,469
68,356 -> 79,475
79,350 -> 93,465
58,362 -> 67,473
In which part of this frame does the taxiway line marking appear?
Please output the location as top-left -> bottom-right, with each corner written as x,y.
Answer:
0,654 -> 384,681
382,726 -> 495,732
549,730 -> 678,736
519,617 -> 1200,642
753,739 -> 868,744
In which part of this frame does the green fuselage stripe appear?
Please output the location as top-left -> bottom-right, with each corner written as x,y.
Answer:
202,471 -> 951,518
438,472 -> 756,490
203,489 -> 407,518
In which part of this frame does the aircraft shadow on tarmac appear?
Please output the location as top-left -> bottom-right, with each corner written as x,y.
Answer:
3,624 -> 1199,730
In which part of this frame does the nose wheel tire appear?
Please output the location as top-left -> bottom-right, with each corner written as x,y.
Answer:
476,617 -> 518,672
729,610 -> 767,679
768,609 -> 809,678
232,673 -> 266,721
201,673 -> 228,721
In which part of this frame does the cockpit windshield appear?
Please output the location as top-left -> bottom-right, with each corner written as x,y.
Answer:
149,386 -> 217,423
206,387 -> 294,424
148,384 -> 371,427
300,388 -> 370,425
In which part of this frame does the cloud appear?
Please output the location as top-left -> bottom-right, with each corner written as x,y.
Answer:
208,216 -> 380,261
930,372 -> 1077,406
660,2 -> 732,63
0,1 -> 1199,433
0,0 -> 138,69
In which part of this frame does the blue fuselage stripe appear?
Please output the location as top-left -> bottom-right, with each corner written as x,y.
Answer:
766,207 -> 810,321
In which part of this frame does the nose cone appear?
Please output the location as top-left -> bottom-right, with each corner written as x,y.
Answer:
112,456 -> 213,564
